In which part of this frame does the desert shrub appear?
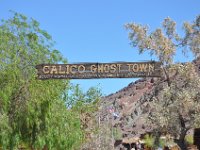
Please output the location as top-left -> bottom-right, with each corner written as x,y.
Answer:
144,134 -> 155,148
185,135 -> 193,145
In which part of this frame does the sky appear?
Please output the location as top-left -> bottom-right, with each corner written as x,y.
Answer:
0,0 -> 200,95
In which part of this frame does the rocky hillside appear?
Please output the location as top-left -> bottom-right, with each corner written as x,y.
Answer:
100,77 -> 158,138
100,58 -> 200,139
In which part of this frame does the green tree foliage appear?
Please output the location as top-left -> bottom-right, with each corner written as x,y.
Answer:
144,134 -> 155,148
0,12 -> 101,150
67,84 -> 101,142
126,15 -> 200,149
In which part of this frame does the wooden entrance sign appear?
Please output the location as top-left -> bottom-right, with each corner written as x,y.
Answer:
36,61 -> 161,80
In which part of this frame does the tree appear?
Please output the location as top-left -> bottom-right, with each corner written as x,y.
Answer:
125,15 -> 200,149
0,12 -> 101,150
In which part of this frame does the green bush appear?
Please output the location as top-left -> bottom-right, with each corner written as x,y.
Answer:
159,138 -> 165,148
144,134 -> 155,148
113,127 -> 122,140
185,135 -> 193,145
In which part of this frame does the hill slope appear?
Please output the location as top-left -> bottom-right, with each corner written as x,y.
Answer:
99,58 -> 200,143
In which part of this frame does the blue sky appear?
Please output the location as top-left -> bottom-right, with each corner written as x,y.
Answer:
0,0 -> 200,95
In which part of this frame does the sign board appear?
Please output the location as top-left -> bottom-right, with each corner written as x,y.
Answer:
36,62 -> 161,79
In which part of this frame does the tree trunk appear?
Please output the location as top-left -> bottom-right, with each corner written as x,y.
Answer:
174,113 -> 189,150
175,140 -> 187,150
174,130 -> 187,150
